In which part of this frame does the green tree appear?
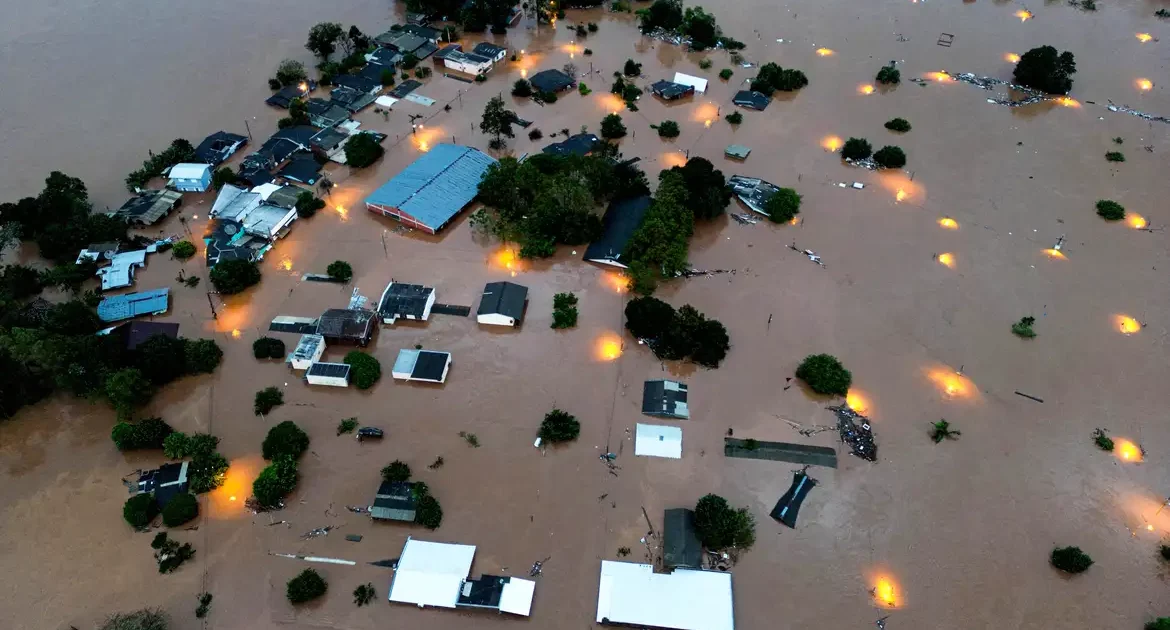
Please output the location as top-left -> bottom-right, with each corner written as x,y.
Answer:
551,292 -> 579,329
124,493 -> 159,528
295,191 -> 326,218
725,111 -> 743,125
111,417 -> 174,450
99,609 -> 169,630
380,68 -> 396,87
1095,200 -> 1125,221
254,386 -> 284,415
1012,316 -> 1037,338
196,593 -> 213,618
345,133 -> 384,168
795,354 -> 852,396
381,460 -> 411,483
667,157 -> 730,220
1013,46 -> 1076,94
209,259 -> 261,294
262,421 -> 310,460
353,583 -> 376,606
539,408 -> 581,443
163,432 -> 190,459
480,96 -> 518,149
1050,546 -> 1093,573
841,137 -> 872,161
326,260 -> 353,282
415,494 -> 444,529
134,334 -> 188,385
512,78 -> 533,97
184,339 -> 223,374
624,296 -> 677,339
930,419 -> 961,443
1105,151 -> 1125,163
45,300 -> 102,335
162,492 -> 199,527
680,6 -> 718,49
764,188 -> 802,224
638,0 -> 683,33
694,493 -> 756,549
873,146 -> 907,169
601,114 -> 627,139
275,59 -> 307,87
106,368 -> 155,419
306,22 -> 344,59
287,568 -> 328,604
253,455 -> 298,508
172,241 -> 196,260
623,58 -> 643,77
344,351 -> 381,389
656,120 -> 680,138
751,63 -> 808,94
211,166 -> 239,190
40,261 -> 97,293
884,118 -> 911,132
875,64 -> 900,85
253,337 -> 286,359
1147,619 -> 1170,630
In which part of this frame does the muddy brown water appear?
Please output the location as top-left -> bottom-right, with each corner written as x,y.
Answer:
2,1 -> 1170,629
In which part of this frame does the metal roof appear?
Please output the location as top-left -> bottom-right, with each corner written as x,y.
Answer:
472,42 -> 506,57
365,144 -> 496,232
642,380 -> 689,419
113,189 -> 182,225
168,163 -> 211,180
634,423 -> 682,459
650,80 -> 694,100
378,282 -> 433,318
317,308 -> 375,342
389,538 -> 477,608
542,133 -> 600,157
733,90 -> 771,111
307,362 -> 351,379
529,69 -> 574,93
477,282 -> 528,319
596,561 -> 734,630
672,72 -> 708,94
412,350 -> 450,381
583,196 -> 652,267
97,288 -> 170,322
663,508 -> 702,569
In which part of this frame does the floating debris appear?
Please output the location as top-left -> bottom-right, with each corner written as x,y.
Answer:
788,241 -> 826,268
828,404 -> 877,461
346,505 -> 369,514
1106,100 -> 1170,125
301,525 -> 336,539
680,268 -> 736,278
732,213 -> 760,225
729,175 -> 782,215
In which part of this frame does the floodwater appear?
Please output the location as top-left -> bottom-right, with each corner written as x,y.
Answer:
2,1 -> 1170,629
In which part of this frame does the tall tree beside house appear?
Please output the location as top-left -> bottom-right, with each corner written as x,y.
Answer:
295,191 -> 326,218
344,134 -> 384,168
480,96 -> 517,150
274,59 -> 308,87
306,22 -> 345,60
209,259 -> 261,294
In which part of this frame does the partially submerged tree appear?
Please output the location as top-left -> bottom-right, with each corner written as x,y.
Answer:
209,259 -> 260,294
415,493 -> 444,529
795,354 -> 852,396
551,292 -> 579,329
1050,546 -> 1093,573
123,493 -> 159,528
872,146 -> 907,169
326,260 -> 353,282
254,386 -> 284,416
656,120 -> 680,138
622,297 -> 730,367
344,351 -> 381,390
381,460 -> 411,483
253,337 -> 286,359
637,0 -> 684,33
106,368 -> 155,419
693,493 -> 755,550
262,420 -> 310,460
600,114 -> 627,139
539,408 -> 581,443
623,58 -> 643,77
884,118 -> 911,133
274,59 -> 308,87
295,191 -> 326,218
512,78 -> 533,97
725,111 -> 743,125
287,568 -> 328,604
840,137 -> 872,161
1147,618 -> 1170,630
1012,316 -> 1037,338
666,157 -> 731,220
353,583 -> 376,607
930,419 -> 961,443
480,95 -> 518,150
1092,428 -> 1114,451
306,22 -> 344,60
172,241 -> 196,260
1095,199 -> 1125,221
253,455 -> 298,508
161,492 -> 199,527
99,609 -> 169,630
875,64 -> 900,85
1013,46 -> 1077,95
764,188 -> 802,224
751,63 -> 808,94
345,133 -> 384,168
1105,151 -> 1125,163
111,417 -> 174,451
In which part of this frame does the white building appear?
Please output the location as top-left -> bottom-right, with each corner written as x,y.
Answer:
392,349 -> 452,383
476,281 -> 528,327
672,72 -> 709,95
634,423 -> 683,459
388,538 -> 535,616
96,250 -> 148,291
472,42 -> 507,63
166,163 -> 213,192
306,362 -> 351,387
596,561 -> 733,630
287,334 -> 325,370
444,51 -> 494,76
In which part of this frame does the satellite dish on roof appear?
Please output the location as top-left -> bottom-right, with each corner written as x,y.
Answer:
224,224 -> 238,235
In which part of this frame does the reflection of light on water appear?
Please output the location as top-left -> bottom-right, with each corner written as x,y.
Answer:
789,216 -> 799,226
1127,214 -> 1148,229
231,329 -> 241,339
596,334 -> 623,361
1115,315 -> 1141,334
895,189 -> 908,202
816,48 -> 834,56
872,576 -> 899,608
1137,33 -> 1153,43
598,92 -> 626,113
1005,53 -> 1021,63
1042,248 -> 1066,260
937,252 -> 955,268
938,217 -> 958,229
661,151 -> 688,168
846,390 -> 870,414
1115,439 -> 1142,462
1057,97 -> 1079,108
927,367 -> 975,400
1015,9 -> 1032,21
1137,79 -> 1153,91
704,119 -> 712,128
280,257 -> 293,271
858,84 -> 875,95
210,456 -> 263,517
821,135 -> 842,151
492,247 -> 525,273
602,271 -> 629,293
520,68 -> 528,78
931,71 -> 952,82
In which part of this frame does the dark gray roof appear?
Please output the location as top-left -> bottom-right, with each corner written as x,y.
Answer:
203,219 -> 261,266
307,362 -> 351,379
264,185 -> 305,210
477,281 -> 528,320
317,308 -> 375,343
329,86 -> 378,113
457,575 -> 509,609
194,131 -> 248,165
364,144 -> 497,232
306,98 -> 350,128
368,47 -> 402,66
733,90 -> 771,111
371,481 -> 417,521
238,166 -> 275,187
529,69 -> 574,93
332,73 -> 380,94
642,379 -> 689,418
389,80 -> 423,99
583,195 -> 652,266
663,508 -> 702,569
542,133 -> 600,157
278,156 -> 322,185
650,80 -> 694,100
121,321 -> 180,350
472,42 -> 506,58
113,189 -> 183,225
378,283 -> 433,318
266,84 -> 310,109
412,350 -> 449,381
434,44 -> 462,60
310,127 -> 349,152
402,24 -> 441,41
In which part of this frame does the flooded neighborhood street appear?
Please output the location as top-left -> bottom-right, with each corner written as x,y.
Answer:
2,0 -> 1169,629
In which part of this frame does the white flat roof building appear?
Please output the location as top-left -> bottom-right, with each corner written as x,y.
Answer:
635,423 -> 683,459
389,538 -> 537,617
392,349 -> 452,383
673,72 -> 708,94
287,334 -> 325,370
97,250 -> 148,290
596,561 -> 734,630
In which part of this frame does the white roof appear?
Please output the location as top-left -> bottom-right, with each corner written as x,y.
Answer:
251,182 -> 283,200
96,250 -> 148,290
499,578 -> 536,616
389,539 -> 477,609
635,423 -> 682,459
375,95 -> 400,108
211,184 -> 249,217
167,163 -> 211,180
242,205 -> 297,238
596,561 -> 734,630
673,72 -> 708,94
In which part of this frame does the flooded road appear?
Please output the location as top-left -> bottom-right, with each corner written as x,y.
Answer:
2,0 -> 1170,629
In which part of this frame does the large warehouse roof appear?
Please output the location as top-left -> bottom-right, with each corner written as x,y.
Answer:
389,538 -> 477,608
365,144 -> 496,232
596,561 -> 734,630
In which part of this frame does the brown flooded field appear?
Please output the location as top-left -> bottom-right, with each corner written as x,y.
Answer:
2,0 -> 1170,629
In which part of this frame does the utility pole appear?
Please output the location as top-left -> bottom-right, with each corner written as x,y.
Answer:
206,292 -> 218,320
244,119 -> 253,141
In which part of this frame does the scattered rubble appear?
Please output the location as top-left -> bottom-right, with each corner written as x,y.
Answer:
828,404 -> 877,461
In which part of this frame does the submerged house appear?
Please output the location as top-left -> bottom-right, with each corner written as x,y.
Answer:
287,334 -> 325,370
472,42 -> 507,63
595,561 -> 733,630
642,380 -> 689,419
97,288 -> 170,322
542,133 -> 600,157
377,282 -> 436,324
96,250 -> 148,291
101,320 -> 180,350
317,308 -> 376,346
305,98 -> 350,128
111,189 -> 183,226
166,163 -> 212,192
529,69 -> 575,93
194,131 -> 248,165
266,83 -> 312,109
662,508 -> 703,569
242,126 -> 315,172
136,461 -> 189,507
476,281 -> 527,327
444,50 -> 493,75
733,90 -> 770,111
305,362 -> 351,387
388,538 -> 535,616
392,349 -> 452,383
370,480 -> 418,521
582,195 -> 651,268
672,72 -> 708,94
728,175 -> 782,216
650,79 -> 695,101
365,144 -> 497,234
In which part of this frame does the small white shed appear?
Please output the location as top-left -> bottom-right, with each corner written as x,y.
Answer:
634,423 -> 683,459
288,334 -> 325,370
393,349 -> 452,383
672,72 -> 708,95
306,362 -> 351,387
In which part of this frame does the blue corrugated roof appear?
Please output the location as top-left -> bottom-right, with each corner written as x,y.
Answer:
364,144 -> 497,231
97,288 -> 170,322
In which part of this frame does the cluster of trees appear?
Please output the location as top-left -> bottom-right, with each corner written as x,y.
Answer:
622,157 -> 730,293
125,139 -> 197,192
539,408 -> 581,443
795,354 -> 852,396
253,336 -> 286,359
209,259 -> 261,294
278,98 -> 310,129
287,568 -> 328,604
111,417 -> 173,451
656,120 -> 681,138
460,0 -> 516,32
635,0 -> 742,50
1013,46 -> 1076,95
551,292 -> 579,329
601,113 -> 628,139
1050,545 -> 1093,573
327,260 -> 353,282
624,296 -> 731,367
875,64 -> 900,85
305,23 -> 372,61
162,432 -> 230,493
345,133 -> 384,168
764,188 -> 802,224
270,59 -> 307,89
344,351 -> 381,389
751,62 -> 808,94
152,531 -> 195,573
98,609 -> 168,630
884,118 -> 911,133
694,493 -> 755,550
471,148 -> 649,258
839,138 -> 907,168
378,460 -> 444,529
1096,199 -> 1125,221
0,172 -> 129,265
296,191 -> 326,218
253,421 -> 309,509
611,73 -> 643,109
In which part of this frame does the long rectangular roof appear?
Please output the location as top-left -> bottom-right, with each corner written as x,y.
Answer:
97,288 -> 170,322
596,561 -> 733,630
583,196 -> 652,266
389,538 -> 477,608
635,423 -> 682,459
365,144 -> 496,232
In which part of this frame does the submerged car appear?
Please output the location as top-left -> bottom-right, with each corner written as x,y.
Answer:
356,427 -> 384,440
